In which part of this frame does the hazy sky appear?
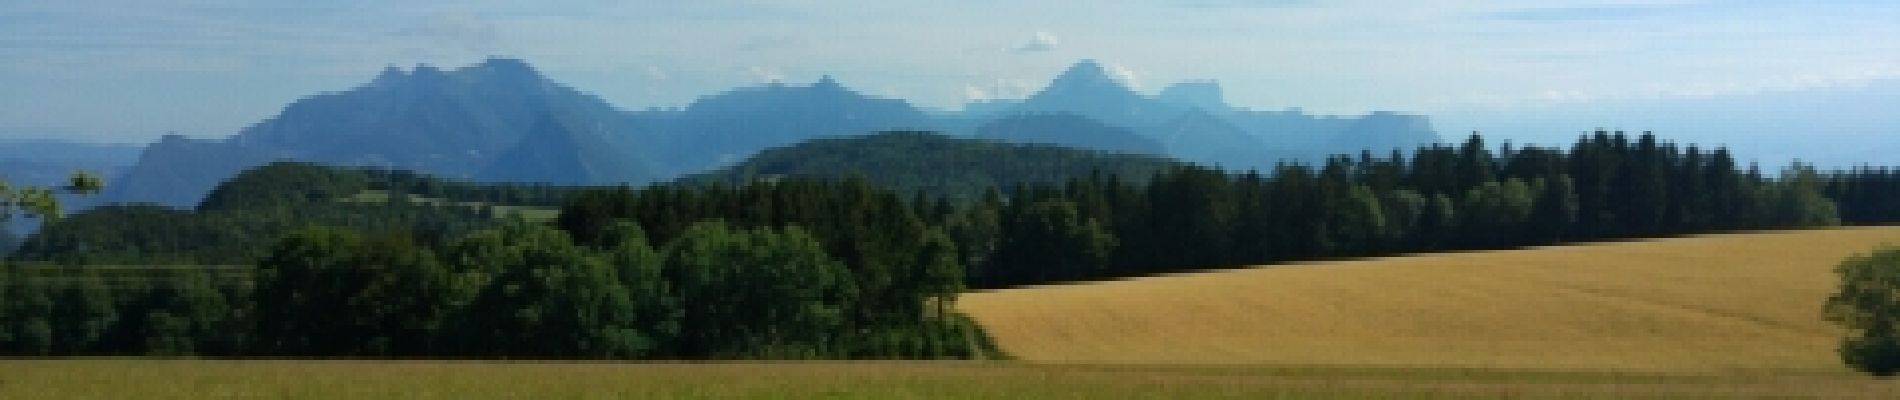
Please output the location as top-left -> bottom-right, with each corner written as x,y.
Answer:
4,0 -> 1898,164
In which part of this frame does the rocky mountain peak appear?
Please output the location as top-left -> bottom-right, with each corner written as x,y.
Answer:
1043,59 -> 1131,94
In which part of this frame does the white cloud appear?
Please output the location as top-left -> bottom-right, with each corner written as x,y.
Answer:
963,85 -> 991,101
744,66 -> 786,84
1012,31 -> 1059,53
1104,62 -> 1142,90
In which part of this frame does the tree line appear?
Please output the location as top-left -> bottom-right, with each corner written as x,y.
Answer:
4,130 -> 1898,358
11,163 -> 573,265
955,131 -> 1888,287
2,173 -> 993,358
685,131 -> 1182,201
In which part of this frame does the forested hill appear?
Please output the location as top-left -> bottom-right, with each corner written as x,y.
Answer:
11,162 -> 579,265
5,161 -> 997,359
16,132 -> 1183,264
684,131 -> 1184,200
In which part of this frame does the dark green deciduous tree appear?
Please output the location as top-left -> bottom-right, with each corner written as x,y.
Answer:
1825,245 -> 1900,376
126,271 -> 241,355
453,222 -> 656,358
664,222 -> 854,358
252,227 -> 456,356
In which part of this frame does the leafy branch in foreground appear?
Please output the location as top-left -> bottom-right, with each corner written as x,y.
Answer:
0,170 -> 102,221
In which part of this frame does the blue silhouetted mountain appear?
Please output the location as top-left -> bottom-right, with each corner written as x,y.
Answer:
478,113 -> 650,185
1151,109 -> 1290,171
1002,62 -> 1285,168
105,134 -> 264,209
1012,60 -> 1183,129
991,60 -> 1441,168
1156,80 -> 1231,113
974,113 -> 1164,155
635,75 -> 937,177
94,57 -> 1444,208
1224,108 -> 1439,160
1335,111 -> 1440,156
103,57 -> 654,208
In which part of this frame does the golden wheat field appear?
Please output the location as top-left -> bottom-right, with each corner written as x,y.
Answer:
960,226 -> 1900,372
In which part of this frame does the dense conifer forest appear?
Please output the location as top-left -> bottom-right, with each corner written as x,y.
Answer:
955,130 -> 1892,286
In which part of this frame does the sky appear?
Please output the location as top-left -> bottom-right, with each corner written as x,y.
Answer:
3,0 -> 1898,164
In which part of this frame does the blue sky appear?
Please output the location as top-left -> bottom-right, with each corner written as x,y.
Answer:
3,1 -> 1898,164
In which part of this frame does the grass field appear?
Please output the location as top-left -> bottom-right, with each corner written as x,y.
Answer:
3,360 -> 1896,399
960,226 -> 1900,372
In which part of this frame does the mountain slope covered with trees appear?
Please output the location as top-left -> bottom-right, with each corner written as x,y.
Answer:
685,131 -> 1183,200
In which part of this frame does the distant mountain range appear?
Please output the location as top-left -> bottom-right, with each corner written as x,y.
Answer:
91,57 -> 1440,208
967,60 -> 1439,170
633,75 -> 937,177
